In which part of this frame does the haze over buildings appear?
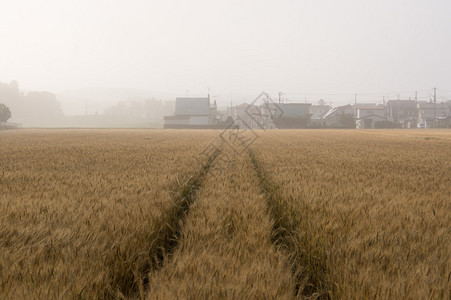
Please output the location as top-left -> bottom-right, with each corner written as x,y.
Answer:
1,0 -> 451,116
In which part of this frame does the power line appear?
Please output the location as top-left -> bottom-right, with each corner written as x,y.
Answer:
282,89 -> 432,96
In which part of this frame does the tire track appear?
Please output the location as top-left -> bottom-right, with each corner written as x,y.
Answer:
248,150 -> 330,299
146,148 -> 221,270
146,147 -> 295,298
117,147 -> 221,297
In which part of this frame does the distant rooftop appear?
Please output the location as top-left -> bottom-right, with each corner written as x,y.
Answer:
323,104 -> 353,118
175,98 -> 210,116
358,106 -> 384,110
387,100 -> 417,109
418,102 -> 449,108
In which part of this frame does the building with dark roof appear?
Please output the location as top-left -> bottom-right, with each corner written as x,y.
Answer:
174,98 -> 211,116
272,103 -> 311,129
386,100 -> 417,128
164,96 -> 217,128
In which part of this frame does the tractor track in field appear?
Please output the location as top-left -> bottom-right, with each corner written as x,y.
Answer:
133,147 -> 221,295
248,150 -> 330,299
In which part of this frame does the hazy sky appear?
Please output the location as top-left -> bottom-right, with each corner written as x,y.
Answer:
1,0 -> 451,102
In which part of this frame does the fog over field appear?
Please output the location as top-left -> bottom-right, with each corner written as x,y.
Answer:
1,0 -> 451,119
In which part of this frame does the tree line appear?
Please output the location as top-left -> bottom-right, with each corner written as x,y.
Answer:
0,81 -> 62,125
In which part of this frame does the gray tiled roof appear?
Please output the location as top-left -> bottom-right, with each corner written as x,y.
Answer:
175,98 -> 210,116
278,103 -> 311,117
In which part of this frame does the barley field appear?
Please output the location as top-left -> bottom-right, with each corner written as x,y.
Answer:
0,129 -> 450,299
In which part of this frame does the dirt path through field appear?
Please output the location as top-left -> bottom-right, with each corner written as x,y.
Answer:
146,147 -> 295,299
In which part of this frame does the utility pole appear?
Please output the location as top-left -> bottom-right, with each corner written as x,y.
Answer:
278,92 -> 283,104
228,93 -> 233,118
433,87 -> 437,128
397,94 -> 400,125
354,94 -> 357,118
415,91 -> 418,126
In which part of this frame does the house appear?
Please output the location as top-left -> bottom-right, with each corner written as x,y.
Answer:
386,100 -> 417,128
277,103 -> 311,117
323,104 -> 355,128
436,116 -> 451,128
356,106 -> 387,129
323,103 -> 382,128
210,100 -> 218,123
310,104 -> 331,126
273,103 -> 311,129
228,103 -> 261,129
216,109 -> 229,122
417,102 -> 450,128
164,97 -> 217,128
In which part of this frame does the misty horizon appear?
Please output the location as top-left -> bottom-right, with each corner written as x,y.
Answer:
1,0 -> 451,126
2,1 -> 451,101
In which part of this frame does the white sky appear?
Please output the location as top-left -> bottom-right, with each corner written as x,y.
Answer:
1,0 -> 451,103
